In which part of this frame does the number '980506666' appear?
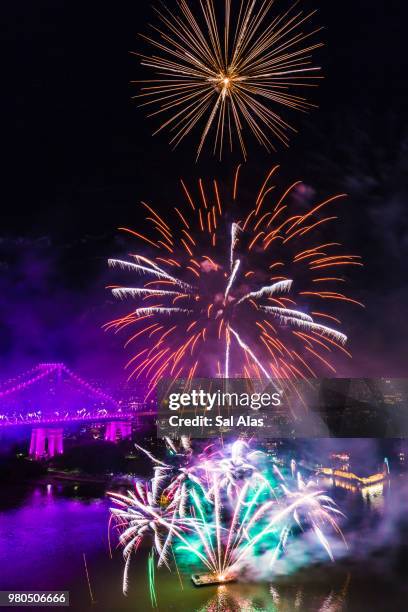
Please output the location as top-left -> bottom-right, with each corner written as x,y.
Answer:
0,592 -> 69,606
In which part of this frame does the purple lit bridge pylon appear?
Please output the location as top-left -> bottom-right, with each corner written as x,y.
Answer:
0,363 -> 151,459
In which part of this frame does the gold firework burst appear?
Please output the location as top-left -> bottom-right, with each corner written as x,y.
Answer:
134,0 -> 323,159
106,165 -> 363,398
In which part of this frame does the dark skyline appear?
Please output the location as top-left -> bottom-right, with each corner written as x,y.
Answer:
1,0 -> 407,381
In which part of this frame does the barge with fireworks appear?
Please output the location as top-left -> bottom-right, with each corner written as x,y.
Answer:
191,573 -> 236,587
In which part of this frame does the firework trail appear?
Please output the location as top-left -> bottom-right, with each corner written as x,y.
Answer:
133,0 -> 323,159
109,439 -> 345,593
106,166 -> 363,397
108,474 -> 205,594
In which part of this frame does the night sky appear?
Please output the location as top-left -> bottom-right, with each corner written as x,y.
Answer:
1,0 -> 407,382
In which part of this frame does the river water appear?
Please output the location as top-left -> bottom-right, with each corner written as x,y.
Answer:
0,478 -> 407,611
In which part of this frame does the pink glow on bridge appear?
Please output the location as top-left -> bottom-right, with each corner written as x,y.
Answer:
0,363 -> 152,458
29,427 -> 64,459
104,421 -> 132,442
0,363 -> 136,427
0,363 -> 116,403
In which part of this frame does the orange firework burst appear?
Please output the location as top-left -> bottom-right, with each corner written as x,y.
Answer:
105,166 -> 363,397
133,0 -> 323,159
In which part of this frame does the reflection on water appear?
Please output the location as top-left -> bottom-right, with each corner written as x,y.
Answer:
196,575 -> 350,612
319,476 -> 388,512
0,483 -> 109,592
269,579 -> 350,612
361,482 -> 385,510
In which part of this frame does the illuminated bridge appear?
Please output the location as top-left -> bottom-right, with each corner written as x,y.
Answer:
0,363 -> 150,458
